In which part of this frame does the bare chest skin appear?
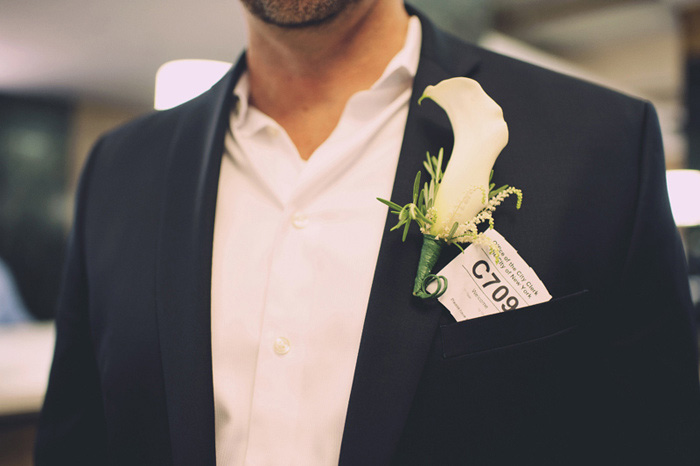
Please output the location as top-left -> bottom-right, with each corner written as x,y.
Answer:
283,108 -> 343,161
250,76 -> 364,160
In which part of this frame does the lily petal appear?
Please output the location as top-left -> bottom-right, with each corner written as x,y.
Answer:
419,77 -> 509,237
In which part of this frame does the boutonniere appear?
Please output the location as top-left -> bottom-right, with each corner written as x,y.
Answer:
378,77 -> 522,299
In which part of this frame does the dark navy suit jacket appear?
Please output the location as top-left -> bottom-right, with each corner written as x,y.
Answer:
36,8 -> 700,466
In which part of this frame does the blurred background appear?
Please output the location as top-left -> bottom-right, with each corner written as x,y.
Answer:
2,0 -> 700,463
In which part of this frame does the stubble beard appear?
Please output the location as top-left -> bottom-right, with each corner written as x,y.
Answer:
240,0 -> 359,28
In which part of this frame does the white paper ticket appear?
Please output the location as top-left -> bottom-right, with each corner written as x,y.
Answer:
429,229 -> 551,322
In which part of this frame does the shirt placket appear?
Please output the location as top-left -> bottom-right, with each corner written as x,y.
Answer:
244,200 -> 317,466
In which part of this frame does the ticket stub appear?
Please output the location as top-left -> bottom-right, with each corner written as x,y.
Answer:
430,229 -> 551,322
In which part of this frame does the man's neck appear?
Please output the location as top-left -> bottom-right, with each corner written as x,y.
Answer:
243,0 -> 410,159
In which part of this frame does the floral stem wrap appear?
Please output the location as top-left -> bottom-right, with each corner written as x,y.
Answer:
413,236 -> 447,299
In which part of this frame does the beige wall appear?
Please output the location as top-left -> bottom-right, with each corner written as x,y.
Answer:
63,100 -> 148,228
68,100 -> 148,191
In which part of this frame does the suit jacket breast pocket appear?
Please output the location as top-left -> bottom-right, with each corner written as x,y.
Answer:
439,290 -> 592,358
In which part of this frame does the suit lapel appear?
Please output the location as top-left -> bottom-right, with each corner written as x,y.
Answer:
154,59 -> 243,466
338,13 -> 481,465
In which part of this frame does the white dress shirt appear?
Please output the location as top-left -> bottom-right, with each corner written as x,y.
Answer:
211,16 -> 421,466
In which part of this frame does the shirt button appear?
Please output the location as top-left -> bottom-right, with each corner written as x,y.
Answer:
291,213 -> 308,229
273,337 -> 291,355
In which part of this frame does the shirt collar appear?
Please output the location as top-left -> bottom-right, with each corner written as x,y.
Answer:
370,14 -> 421,90
231,15 -> 422,130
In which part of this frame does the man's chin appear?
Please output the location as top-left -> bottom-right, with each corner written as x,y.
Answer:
257,10 -> 342,29
241,0 -> 357,29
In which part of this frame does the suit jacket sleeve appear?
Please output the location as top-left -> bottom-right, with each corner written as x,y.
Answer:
611,102 -> 700,460
34,138 -> 109,465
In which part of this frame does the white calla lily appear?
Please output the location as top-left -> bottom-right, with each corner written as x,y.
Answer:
377,77 -> 521,299
419,77 -> 509,238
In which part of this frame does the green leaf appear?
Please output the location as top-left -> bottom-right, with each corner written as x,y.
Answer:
414,208 -> 431,223
377,198 -> 403,211
402,219 -> 411,242
490,184 -> 509,198
390,218 -> 407,231
448,221 -> 459,240
413,171 -> 421,204
423,154 -> 435,178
